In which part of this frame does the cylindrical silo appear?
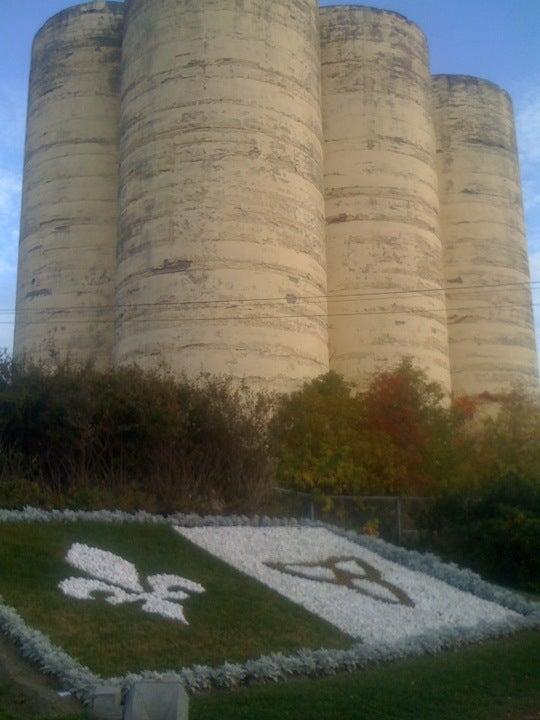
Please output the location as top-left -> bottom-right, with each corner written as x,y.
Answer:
116,0 -> 328,393
14,1 -> 124,367
321,6 -> 451,392
432,75 -> 538,396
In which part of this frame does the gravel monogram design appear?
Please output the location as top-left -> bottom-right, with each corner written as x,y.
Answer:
265,556 -> 415,608
59,544 -> 205,624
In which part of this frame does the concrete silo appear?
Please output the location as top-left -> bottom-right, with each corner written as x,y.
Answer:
14,1 -> 124,368
320,6 -> 451,392
115,0 -> 329,393
433,75 -> 538,396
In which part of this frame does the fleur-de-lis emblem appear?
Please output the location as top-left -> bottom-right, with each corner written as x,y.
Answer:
59,544 -> 205,624
265,556 -> 415,608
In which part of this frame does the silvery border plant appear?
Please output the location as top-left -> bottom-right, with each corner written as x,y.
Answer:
0,507 -> 538,702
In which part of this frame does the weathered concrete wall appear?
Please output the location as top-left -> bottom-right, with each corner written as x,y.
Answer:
14,2 -> 123,367
14,2 -> 124,366
321,6 -> 451,392
115,0 -> 328,393
433,75 -> 538,396
15,2 -> 538,396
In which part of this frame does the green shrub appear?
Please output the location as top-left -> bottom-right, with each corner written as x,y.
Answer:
417,472 -> 540,593
0,353 -> 273,513
269,360 -> 459,497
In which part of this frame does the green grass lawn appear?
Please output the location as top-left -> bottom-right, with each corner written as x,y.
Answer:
0,520 -> 537,719
0,522 -> 350,676
0,631 -> 538,720
191,630 -> 540,720
0,684 -> 83,720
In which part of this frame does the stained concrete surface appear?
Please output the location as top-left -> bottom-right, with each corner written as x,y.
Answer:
433,75 -> 538,396
115,0 -> 329,394
14,2 -> 124,369
321,6 -> 452,392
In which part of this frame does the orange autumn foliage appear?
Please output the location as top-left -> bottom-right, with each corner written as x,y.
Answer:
271,358 -> 461,497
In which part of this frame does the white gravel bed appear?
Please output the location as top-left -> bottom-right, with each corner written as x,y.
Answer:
0,509 -> 537,699
177,526 -> 519,644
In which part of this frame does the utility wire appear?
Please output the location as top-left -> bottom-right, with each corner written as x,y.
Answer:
4,301 -> 539,325
1,278 -> 539,315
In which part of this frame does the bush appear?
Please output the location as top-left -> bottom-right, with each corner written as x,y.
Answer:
417,472 -> 540,593
269,359 -> 460,497
460,390 -> 540,486
0,353 -> 273,513
2,345 -> 540,588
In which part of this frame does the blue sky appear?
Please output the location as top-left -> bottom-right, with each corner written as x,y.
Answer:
1,0 -> 539,358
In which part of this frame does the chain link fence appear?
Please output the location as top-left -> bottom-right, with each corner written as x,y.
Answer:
271,488 -> 432,546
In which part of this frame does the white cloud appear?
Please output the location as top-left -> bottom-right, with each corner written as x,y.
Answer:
530,245 -> 540,273
0,83 -> 26,161
522,179 -> 540,214
0,167 -> 21,285
516,87 -> 539,178
516,89 -> 540,221
0,83 -> 26,353
517,92 -> 540,165
0,327 -> 14,353
515,82 -> 540,362
531,254 -> 540,362
0,170 -> 21,216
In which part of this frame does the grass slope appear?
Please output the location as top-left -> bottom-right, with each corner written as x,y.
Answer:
193,630 -> 540,720
0,522 -> 350,676
0,631 -> 538,720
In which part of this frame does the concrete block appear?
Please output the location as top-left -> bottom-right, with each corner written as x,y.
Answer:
89,684 -> 123,720
432,73 -> 538,396
14,3 -> 122,369
320,5 -> 452,394
116,0 -> 329,395
124,680 -> 189,720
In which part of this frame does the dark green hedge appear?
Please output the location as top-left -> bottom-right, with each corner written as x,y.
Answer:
417,472 -> 540,593
0,354 -> 272,513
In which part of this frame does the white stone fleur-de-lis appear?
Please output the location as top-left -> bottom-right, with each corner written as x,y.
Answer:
58,544 -> 205,624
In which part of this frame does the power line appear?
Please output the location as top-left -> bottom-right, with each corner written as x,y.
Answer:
4,301 -> 538,325
1,278 -> 539,315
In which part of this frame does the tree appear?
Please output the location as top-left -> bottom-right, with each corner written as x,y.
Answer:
270,359 -> 459,497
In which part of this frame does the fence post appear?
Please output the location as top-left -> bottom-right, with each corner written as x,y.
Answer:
310,500 -> 315,521
396,497 -> 402,544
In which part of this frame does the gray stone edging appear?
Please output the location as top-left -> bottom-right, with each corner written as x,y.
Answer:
0,508 -> 537,700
